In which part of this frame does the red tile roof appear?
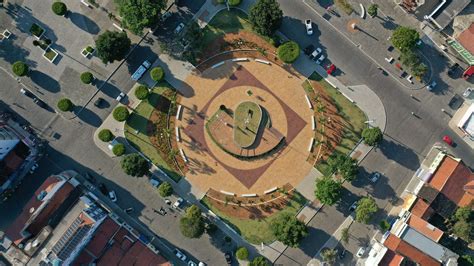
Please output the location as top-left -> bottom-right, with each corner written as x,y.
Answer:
429,156 -> 474,207
407,214 -> 443,242
5,175 -> 65,245
379,249 -> 404,266
82,217 -> 120,257
457,23 -> 474,55
384,234 -> 440,266
410,198 -> 433,220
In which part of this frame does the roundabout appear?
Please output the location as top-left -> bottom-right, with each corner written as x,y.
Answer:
177,59 -> 314,195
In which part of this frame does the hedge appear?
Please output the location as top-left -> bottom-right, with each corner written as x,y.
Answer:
12,61 -> 29,77
57,98 -> 73,112
80,72 -> 94,84
112,143 -> 125,156
134,85 -> 149,100
236,247 -> 249,260
98,129 -> 114,142
277,41 -> 300,63
150,67 -> 164,82
52,1 -> 67,16
113,106 -> 130,122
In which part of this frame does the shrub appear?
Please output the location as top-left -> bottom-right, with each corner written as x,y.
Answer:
367,4 -> 378,17
277,41 -> 300,63
30,24 -> 44,37
52,1 -> 67,16
158,182 -> 173,197
134,85 -> 149,100
98,129 -> 114,142
80,72 -> 94,84
228,0 -> 241,6
235,247 -> 249,260
361,127 -> 383,146
12,61 -> 29,77
113,106 -> 130,122
250,256 -> 269,266
334,0 -> 353,15
150,67 -> 164,82
121,153 -> 149,177
392,26 -> 419,52
57,98 -> 73,112
33,40 -> 40,46
112,143 -> 125,156
216,0 -> 225,3
380,220 -> 390,232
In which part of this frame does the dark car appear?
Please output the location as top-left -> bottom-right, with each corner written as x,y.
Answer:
338,248 -> 346,260
33,98 -> 47,108
224,252 -> 232,265
20,88 -> 35,98
85,172 -> 96,183
94,97 -> 105,108
304,44 -> 315,56
98,183 -> 108,195
448,94 -> 463,110
387,46 -> 394,52
448,63 -> 459,78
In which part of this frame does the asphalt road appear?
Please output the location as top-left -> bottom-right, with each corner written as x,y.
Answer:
275,0 -> 474,264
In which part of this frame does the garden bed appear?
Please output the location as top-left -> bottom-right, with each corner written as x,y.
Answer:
43,47 -> 58,63
202,185 -> 307,244
30,23 -> 45,39
304,73 -> 366,176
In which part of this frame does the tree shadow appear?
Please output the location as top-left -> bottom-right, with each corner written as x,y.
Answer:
378,15 -> 398,31
68,11 -> 100,35
377,138 -> 420,171
99,80 -> 121,98
74,105 -> 102,127
0,35 -> 36,67
30,70 -> 60,93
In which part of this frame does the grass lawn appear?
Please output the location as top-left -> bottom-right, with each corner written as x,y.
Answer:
125,83 -> 181,182
201,191 -> 307,244
234,101 -> 262,147
44,48 -> 57,61
308,73 -> 366,176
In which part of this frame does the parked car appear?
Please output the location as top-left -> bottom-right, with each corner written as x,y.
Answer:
349,201 -> 358,212
149,179 -> 160,188
115,92 -> 125,102
448,94 -> 463,110
448,63 -> 459,78
98,183 -> 108,195
108,190 -> 117,202
310,47 -> 322,60
338,247 -> 346,260
33,98 -> 47,108
174,23 -> 185,34
94,97 -> 105,108
85,172 -> 96,183
356,247 -> 366,258
29,163 -> 39,174
20,88 -> 35,98
463,87 -> 472,98
305,19 -> 313,35
188,261 -> 197,266
124,207 -> 133,213
173,197 -> 184,208
224,252 -> 232,265
131,60 -> 152,81
442,135 -> 453,146
304,44 -> 315,55
427,81 -> 437,91
174,249 -> 187,261
387,46 -> 394,52
326,64 -> 336,75
369,172 -> 381,183
316,55 -> 325,65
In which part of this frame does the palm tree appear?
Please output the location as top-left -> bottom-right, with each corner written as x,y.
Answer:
168,148 -> 179,160
321,248 -> 337,265
162,127 -> 172,138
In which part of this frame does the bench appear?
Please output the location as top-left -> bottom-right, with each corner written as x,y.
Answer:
308,138 -> 315,152
179,149 -> 188,163
220,190 -> 235,196
312,116 -> 316,131
241,193 -> 257,197
211,61 -> 225,69
305,95 -> 313,109
175,127 -> 181,142
264,187 -> 278,194
255,59 -> 270,65
176,105 -> 183,120
113,23 -> 124,32
232,58 -> 248,62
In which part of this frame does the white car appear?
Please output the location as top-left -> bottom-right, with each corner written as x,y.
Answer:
463,87 -> 472,98
427,81 -> 437,91
310,47 -> 322,60
116,92 -> 125,102
369,172 -> 381,183
174,249 -> 187,261
305,19 -> 313,35
316,55 -> 326,65
175,23 -> 185,34
188,261 -> 197,266
173,197 -> 184,208
356,247 -> 366,258
149,179 -> 161,188
108,191 -> 117,202
29,163 -> 39,174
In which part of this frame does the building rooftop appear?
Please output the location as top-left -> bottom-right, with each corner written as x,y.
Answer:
457,23 -> 474,55
378,249 -> 404,266
407,214 -> 443,242
431,0 -> 471,29
410,198 -> 433,220
384,234 -> 440,266
400,227 -> 446,262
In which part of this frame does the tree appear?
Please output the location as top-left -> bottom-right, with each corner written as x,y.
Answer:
121,153 -> 149,177
150,67 -> 164,82
249,0 -> 283,36
362,127 -> 383,146
391,26 -> 419,52
134,85 -> 149,100
355,197 -> 378,224
98,129 -> 114,142
321,248 -> 337,265
270,212 -> 307,247
379,220 -> 390,232
158,181 -> 173,197
339,157 -> 358,181
80,71 -> 94,85
12,61 -> 29,77
341,227 -> 349,244
277,41 -> 300,63
113,106 -> 130,122
228,0 -> 241,6
411,62 -> 428,77
112,143 -> 125,156
95,31 -> 131,64
455,206 -> 472,222
118,0 -> 166,35
235,246 -> 249,260
400,49 -> 419,68
452,220 -> 473,242
57,98 -> 74,112
367,4 -> 378,17
180,205 -> 205,238
315,177 -> 342,205
52,1 -> 67,16
250,256 -> 270,266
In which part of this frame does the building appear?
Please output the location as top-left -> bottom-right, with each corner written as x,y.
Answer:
0,127 -> 20,161
0,171 -> 170,266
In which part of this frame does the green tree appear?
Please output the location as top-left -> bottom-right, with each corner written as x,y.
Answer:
315,177 -> 342,205
134,85 -> 149,100
249,0 -> 283,37
400,49 -> 419,68
118,0 -> 166,35
180,205 -> 205,238
235,246 -> 249,260
95,31 -> 131,64
339,157 -> 358,181
52,1 -> 67,16
411,62 -> 428,77
341,227 -> 349,244
113,106 -> 130,122
379,220 -> 390,232
12,61 -> 29,77
362,127 -> 383,146
270,212 -> 307,247
355,197 -> 378,224
80,71 -> 94,85
228,0 -> 241,6
112,143 -> 125,156
455,206 -> 473,222
321,248 -> 337,265
391,26 -> 419,52
250,256 -> 270,266
98,129 -> 114,142
150,66 -> 164,82
121,153 -> 149,177
367,4 -> 378,17
452,220 -> 473,242
158,181 -> 173,197
277,41 -> 300,63
57,98 -> 74,112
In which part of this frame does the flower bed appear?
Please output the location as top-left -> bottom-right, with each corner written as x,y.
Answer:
30,23 -> 45,39
43,47 -> 58,63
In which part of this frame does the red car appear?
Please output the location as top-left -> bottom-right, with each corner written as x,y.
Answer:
442,135 -> 453,146
326,64 -> 336,75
